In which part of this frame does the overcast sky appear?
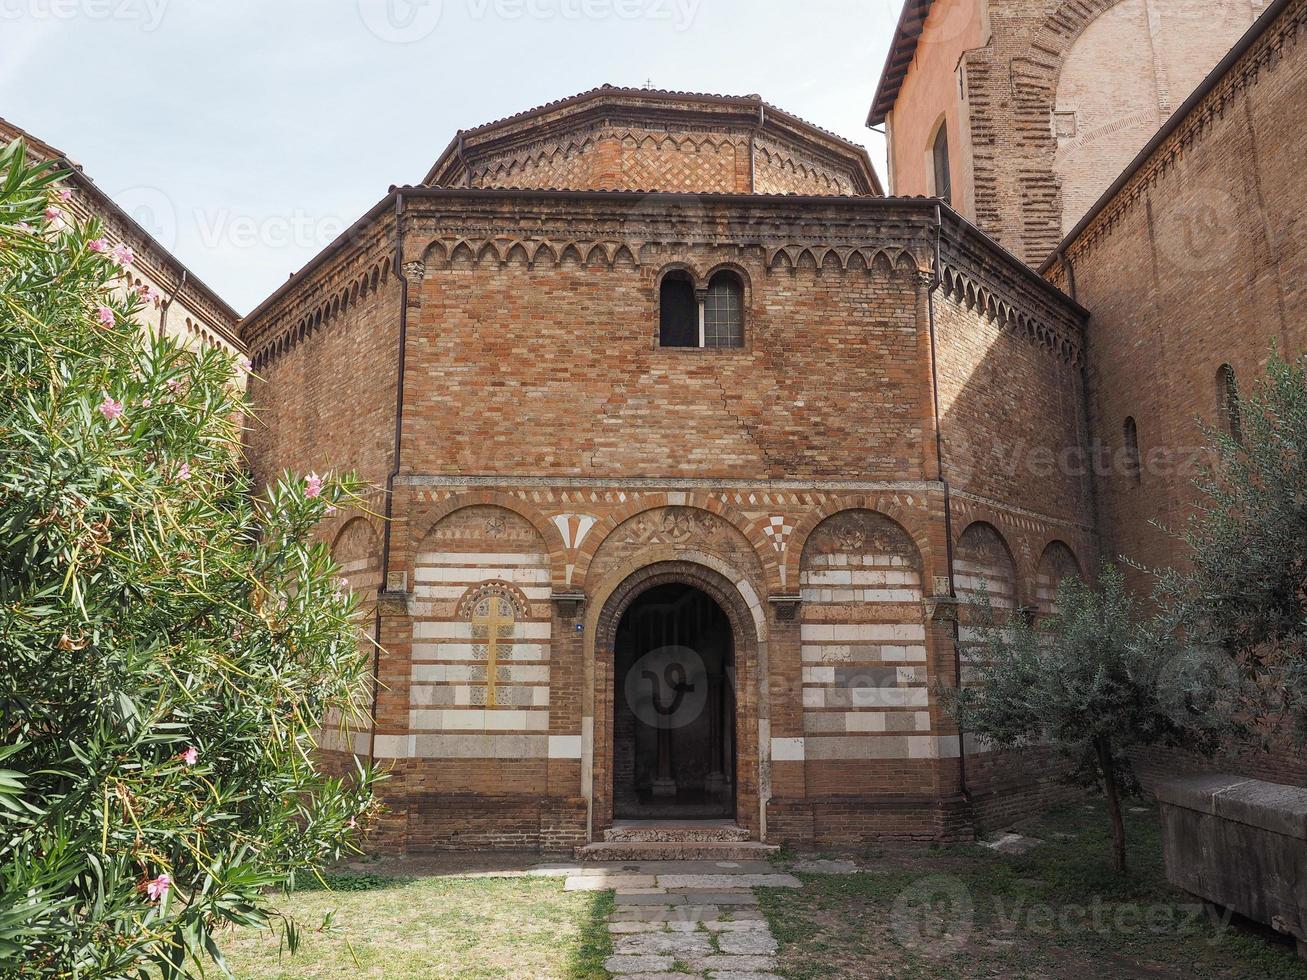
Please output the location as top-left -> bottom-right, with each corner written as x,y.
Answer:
1,0 -> 900,313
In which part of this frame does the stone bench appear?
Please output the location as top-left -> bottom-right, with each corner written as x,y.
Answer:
1157,773 -> 1307,957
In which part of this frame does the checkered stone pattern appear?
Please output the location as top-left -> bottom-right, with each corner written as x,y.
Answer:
408,506 -> 553,758
798,510 -> 932,761
761,514 -> 794,554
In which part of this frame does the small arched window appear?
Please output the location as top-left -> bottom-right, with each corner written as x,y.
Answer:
931,122 -> 952,205
704,271 -> 744,348
659,271 -> 698,348
1123,417 -> 1141,485
1216,364 -> 1242,444
658,268 -> 745,349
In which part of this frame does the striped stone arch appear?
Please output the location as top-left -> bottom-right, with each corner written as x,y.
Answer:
783,496 -> 931,595
407,491 -> 569,591
797,509 -> 931,773
953,521 -> 1019,615
1035,540 -> 1084,619
571,493 -> 771,593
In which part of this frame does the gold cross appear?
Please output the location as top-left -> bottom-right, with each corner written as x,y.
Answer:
471,596 -> 515,708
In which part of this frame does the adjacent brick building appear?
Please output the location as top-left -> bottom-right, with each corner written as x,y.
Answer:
241,87 -> 1094,850
1042,0 -> 1307,783
870,0 -> 1264,266
0,117 -> 242,359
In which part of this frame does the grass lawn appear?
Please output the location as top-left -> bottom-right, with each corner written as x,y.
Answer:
219,873 -> 612,979
758,802 -> 1307,979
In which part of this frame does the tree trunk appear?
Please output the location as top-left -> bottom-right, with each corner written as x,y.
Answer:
1095,737 -> 1128,875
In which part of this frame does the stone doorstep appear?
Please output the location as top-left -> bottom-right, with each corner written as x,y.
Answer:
605,821 -> 752,843
578,841 -> 781,862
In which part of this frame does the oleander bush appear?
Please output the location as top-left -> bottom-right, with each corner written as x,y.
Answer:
0,140 -> 380,977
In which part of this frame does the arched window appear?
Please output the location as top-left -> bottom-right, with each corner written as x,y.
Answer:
703,271 -> 744,348
1216,364 -> 1242,444
1123,417 -> 1141,485
658,268 -> 746,349
659,271 -> 698,348
931,122 -> 952,205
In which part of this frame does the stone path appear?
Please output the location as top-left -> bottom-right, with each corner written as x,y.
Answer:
563,862 -> 801,979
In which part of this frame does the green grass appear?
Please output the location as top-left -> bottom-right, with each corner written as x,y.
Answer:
219,874 -> 613,979
758,803 -> 1307,980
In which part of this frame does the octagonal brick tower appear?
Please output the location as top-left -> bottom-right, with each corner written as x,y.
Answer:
241,86 -> 1092,854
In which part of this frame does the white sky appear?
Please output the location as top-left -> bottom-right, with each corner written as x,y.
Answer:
1,0 -> 901,313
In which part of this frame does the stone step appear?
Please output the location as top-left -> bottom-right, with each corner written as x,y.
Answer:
603,822 -> 752,844
576,840 -> 779,862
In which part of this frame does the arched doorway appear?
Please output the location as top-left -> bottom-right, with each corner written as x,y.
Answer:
613,583 -> 736,820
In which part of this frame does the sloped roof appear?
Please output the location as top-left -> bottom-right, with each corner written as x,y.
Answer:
0,115 -> 242,342
424,84 -> 883,195
868,0 -> 935,126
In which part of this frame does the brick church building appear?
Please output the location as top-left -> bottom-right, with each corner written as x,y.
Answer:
240,0 -> 1307,850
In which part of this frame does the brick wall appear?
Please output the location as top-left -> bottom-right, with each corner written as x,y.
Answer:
884,0 -> 1259,266
1046,0 -> 1307,786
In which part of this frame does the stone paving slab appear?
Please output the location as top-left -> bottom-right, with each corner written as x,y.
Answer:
716,931 -> 779,955
703,919 -> 770,931
706,972 -> 784,980
616,892 -> 688,906
786,858 -> 860,874
610,904 -> 722,922
663,890 -> 759,905
686,954 -> 778,972
657,873 -> 801,890
604,954 -> 675,974
615,932 -> 714,956
565,874 -> 657,891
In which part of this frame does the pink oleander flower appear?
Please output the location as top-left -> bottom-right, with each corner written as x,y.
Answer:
44,206 -> 62,223
305,473 -> 324,499
138,284 -> 161,303
111,243 -> 134,267
88,238 -> 109,253
325,504 -> 338,516
181,747 -> 198,766
98,396 -> 124,421
17,222 -> 33,233
348,817 -> 357,830
177,462 -> 191,481
96,306 -> 115,328
144,874 -> 171,902
141,398 -> 153,408
167,378 -> 183,395
57,188 -> 72,203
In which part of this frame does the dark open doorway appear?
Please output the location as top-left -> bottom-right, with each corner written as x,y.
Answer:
613,583 -> 736,820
